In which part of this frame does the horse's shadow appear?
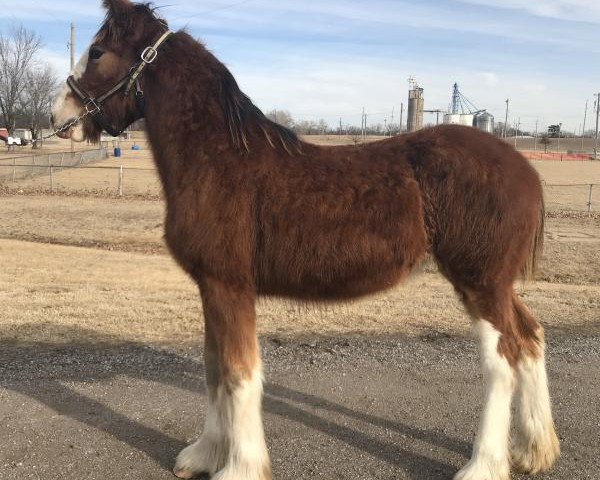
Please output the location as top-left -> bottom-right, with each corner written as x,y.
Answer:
1,326 -> 471,479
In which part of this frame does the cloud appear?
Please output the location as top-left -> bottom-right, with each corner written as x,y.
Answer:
479,72 -> 499,87
0,1 -> 102,22
458,0 -> 600,24
1,0 -> 595,133
231,50 -> 586,132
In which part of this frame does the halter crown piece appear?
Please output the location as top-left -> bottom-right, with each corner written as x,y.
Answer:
67,30 -> 172,137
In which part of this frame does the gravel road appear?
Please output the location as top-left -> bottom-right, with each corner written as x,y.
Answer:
1,330 -> 598,479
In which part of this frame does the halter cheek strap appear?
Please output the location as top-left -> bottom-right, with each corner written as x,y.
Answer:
125,30 -> 172,94
67,30 -> 172,137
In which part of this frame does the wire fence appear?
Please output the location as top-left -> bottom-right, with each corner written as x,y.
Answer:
0,150 -> 596,212
0,147 -> 109,184
543,183 -> 595,213
0,163 -> 159,197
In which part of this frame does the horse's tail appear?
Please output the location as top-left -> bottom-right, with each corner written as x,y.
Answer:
522,195 -> 545,281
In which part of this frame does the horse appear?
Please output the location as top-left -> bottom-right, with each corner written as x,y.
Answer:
50,1 -> 559,479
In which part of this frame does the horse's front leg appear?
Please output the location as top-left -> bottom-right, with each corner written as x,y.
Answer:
174,278 -> 270,480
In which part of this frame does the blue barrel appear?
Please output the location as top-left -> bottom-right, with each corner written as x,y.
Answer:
132,145 -> 141,151
114,147 -> 121,157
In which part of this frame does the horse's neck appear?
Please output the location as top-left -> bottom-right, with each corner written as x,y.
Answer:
142,51 -> 231,197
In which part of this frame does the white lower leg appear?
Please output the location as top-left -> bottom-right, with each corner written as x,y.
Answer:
213,363 -> 270,480
175,362 -> 270,480
455,320 -> 514,480
511,345 -> 560,473
174,397 -> 228,478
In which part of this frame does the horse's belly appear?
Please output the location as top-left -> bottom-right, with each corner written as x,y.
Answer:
257,216 -> 427,300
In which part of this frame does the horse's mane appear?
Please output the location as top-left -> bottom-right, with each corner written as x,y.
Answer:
99,2 -> 301,155
97,3 -> 167,44
218,66 -> 302,155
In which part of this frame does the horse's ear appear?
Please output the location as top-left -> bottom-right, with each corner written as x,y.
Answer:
102,0 -> 133,20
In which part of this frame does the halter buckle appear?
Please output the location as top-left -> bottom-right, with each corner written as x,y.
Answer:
84,98 -> 101,115
141,46 -> 158,64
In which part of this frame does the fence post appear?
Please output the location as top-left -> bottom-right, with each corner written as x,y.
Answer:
118,165 -> 123,196
588,184 -> 594,213
12,158 -> 16,183
50,166 -> 54,193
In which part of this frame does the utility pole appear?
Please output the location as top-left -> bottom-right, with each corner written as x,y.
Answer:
594,93 -> 600,160
339,117 -> 342,136
361,107 -> 365,141
69,22 -> 75,153
557,122 -> 562,152
70,23 -> 75,70
503,99 -> 509,138
534,119 -> 538,152
399,102 -> 404,134
582,100 -> 588,153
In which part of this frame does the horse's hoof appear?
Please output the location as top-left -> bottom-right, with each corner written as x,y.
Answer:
173,467 -> 195,479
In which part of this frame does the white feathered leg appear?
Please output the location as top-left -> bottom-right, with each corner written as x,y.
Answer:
511,340 -> 560,474
455,320 -> 514,480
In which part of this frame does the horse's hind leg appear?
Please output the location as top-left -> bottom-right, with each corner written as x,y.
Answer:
454,288 -> 559,480
454,289 -> 515,480
174,278 -> 270,480
510,295 -> 560,474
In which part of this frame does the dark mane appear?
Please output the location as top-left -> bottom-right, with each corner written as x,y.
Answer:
97,2 -> 167,44
218,65 -> 302,155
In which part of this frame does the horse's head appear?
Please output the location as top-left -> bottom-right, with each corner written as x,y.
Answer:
51,0 -> 168,142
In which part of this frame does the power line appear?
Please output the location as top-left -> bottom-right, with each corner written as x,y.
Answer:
172,0 -> 257,21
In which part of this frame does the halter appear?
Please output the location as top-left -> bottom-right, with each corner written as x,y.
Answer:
66,30 -> 172,137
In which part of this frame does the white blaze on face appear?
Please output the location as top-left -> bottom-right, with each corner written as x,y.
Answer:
51,46 -> 90,142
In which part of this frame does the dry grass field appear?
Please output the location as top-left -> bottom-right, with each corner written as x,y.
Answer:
0,133 -> 598,348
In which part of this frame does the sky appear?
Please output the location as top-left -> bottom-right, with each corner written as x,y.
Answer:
1,0 -> 599,133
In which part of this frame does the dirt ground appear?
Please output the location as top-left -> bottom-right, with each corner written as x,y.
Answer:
1,334 -> 599,480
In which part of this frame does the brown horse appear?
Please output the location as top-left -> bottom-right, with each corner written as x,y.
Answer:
51,1 -> 559,479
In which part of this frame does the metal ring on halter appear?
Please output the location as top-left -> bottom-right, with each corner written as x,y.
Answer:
84,98 -> 101,115
141,46 -> 158,64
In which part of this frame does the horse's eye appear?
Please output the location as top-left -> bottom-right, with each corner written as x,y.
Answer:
89,46 -> 105,61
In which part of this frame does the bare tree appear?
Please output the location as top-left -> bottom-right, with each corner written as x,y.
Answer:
316,119 -> 328,135
265,109 -> 294,129
293,120 -> 319,135
0,26 -> 42,134
20,64 -> 59,148
539,133 -> 552,153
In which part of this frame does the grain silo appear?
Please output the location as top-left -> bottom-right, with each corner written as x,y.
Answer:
407,83 -> 424,133
443,83 -> 494,133
443,113 -> 461,125
474,111 -> 495,133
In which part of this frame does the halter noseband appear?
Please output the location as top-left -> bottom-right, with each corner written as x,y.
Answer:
67,30 -> 172,137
